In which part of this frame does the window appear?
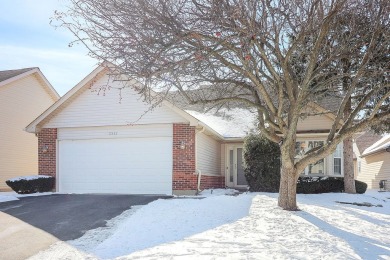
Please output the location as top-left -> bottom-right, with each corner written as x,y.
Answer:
229,150 -> 234,182
358,161 -> 361,174
308,141 -> 324,175
333,144 -> 342,175
296,140 -> 325,175
295,141 -> 305,159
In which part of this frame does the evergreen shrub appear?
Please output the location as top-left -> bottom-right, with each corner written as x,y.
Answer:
244,134 -> 281,192
243,134 -> 367,194
6,175 -> 55,194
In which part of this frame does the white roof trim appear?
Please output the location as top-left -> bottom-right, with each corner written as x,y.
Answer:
0,68 -> 59,100
25,65 -> 106,133
361,134 -> 390,157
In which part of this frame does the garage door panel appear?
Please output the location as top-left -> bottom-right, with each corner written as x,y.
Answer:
61,169 -> 171,182
59,136 -> 172,194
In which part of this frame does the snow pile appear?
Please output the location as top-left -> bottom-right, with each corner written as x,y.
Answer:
186,108 -> 257,138
7,175 -> 52,182
29,191 -> 390,260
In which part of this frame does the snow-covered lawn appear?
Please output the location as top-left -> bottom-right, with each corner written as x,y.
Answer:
29,190 -> 390,260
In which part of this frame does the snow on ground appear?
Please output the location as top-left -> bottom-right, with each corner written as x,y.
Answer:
0,191 -> 56,203
29,190 -> 390,260
0,192 -> 18,203
186,108 -> 257,138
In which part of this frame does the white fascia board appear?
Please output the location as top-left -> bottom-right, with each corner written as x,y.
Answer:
25,65 -> 106,133
35,69 -> 60,100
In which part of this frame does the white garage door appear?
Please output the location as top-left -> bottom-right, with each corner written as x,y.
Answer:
58,136 -> 172,194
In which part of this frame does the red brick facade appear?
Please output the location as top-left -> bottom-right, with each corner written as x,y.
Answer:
173,124 -> 196,190
200,175 -> 225,189
38,128 -> 57,178
172,123 -> 225,191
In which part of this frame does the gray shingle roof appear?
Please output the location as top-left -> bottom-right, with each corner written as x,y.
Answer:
355,132 -> 383,154
0,68 -> 36,83
167,89 -> 342,114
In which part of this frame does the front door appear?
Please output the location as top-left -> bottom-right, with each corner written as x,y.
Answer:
226,145 -> 247,188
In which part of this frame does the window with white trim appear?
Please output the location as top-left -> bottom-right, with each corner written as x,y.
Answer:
333,143 -> 342,175
358,160 -> 361,174
307,141 -> 325,175
295,140 -> 326,175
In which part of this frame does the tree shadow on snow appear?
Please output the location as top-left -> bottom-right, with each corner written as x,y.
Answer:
299,211 -> 390,259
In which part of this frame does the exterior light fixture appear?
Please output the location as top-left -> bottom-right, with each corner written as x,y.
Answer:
42,145 -> 49,153
180,141 -> 186,150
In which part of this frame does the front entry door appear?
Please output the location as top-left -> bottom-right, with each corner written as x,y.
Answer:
226,145 -> 247,187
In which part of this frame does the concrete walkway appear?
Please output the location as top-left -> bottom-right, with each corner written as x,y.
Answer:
0,212 -> 58,260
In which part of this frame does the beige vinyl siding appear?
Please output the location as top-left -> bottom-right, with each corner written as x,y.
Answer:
196,132 -> 221,176
44,74 -> 187,128
297,114 -> 334,131
357,152 -> 390,189
0,74 -> 56,190
220,143 -> 226,176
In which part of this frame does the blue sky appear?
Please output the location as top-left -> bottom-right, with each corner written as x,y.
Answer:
0,0 -> 97,95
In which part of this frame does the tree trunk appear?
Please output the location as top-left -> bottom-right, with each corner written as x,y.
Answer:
343,137 -> 356,193
342,57 -> 356,194
278,165 -> 299,210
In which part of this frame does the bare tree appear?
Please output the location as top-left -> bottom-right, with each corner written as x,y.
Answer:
55,0 -> 390,210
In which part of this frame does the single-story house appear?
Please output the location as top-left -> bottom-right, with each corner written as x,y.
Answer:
0,68 -> 59,190
355,133 -> 390,189
26,64 -> 346,195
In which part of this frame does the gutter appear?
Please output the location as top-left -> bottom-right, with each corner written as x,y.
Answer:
360,146 -> 389,158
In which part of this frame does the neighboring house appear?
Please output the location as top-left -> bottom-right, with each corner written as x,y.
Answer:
26,64 -> 346,195
355,133 -> 390,189
0,68 -> 59,190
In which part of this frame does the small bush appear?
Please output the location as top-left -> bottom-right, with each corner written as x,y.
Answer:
297,176 -> 367,194
355,180 -> 368,194
244,134 -> 281,192
6,175 -> 55,194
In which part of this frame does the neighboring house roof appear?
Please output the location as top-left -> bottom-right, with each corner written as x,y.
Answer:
0,67 -> 60,100
355,132 -> 383,155
361,134 -> 390,157
0,68 -> 36,82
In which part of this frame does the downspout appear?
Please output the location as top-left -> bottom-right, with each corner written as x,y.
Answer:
196,169 -> 202,195
195,126 -> 206,195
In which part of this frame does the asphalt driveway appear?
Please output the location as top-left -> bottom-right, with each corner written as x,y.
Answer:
0,194 -> 167,241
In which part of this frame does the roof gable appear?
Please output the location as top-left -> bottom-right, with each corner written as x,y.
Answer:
0,68 -> 36,83
0,67 -> 59,101
43,73 -> 189,128
26,64 -> 212,135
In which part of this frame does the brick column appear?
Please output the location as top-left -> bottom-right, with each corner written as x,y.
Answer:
37,128 -> 57,178
173,124 -> 196,193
